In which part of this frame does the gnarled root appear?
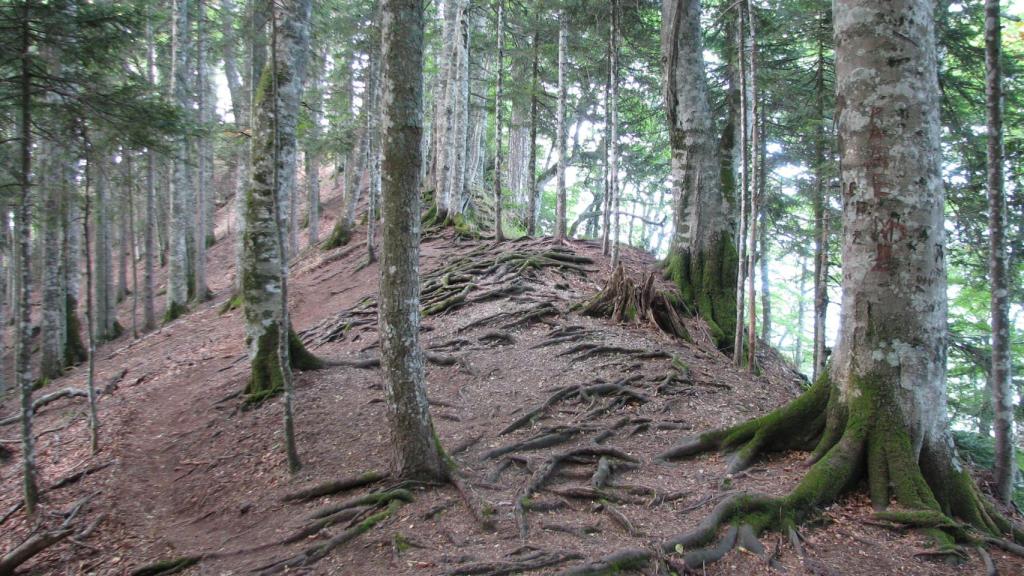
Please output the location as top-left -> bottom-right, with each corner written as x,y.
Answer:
654,373 -> 1024,569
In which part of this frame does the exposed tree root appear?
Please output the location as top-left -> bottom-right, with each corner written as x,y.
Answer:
652,374 -> 1024,569
514,446 -> 638,540
306,488 -> 413,520
1,495 -> 97,576
458,302 -> 560,333
0,387 -> 89,426
554,548 -> 653,576
256,499 -> 406,575
448,472 -> 497,532
280,471 -> 388,502
498,376 -> 648,436
578,263 -> 691,341
442,549 -> 583,576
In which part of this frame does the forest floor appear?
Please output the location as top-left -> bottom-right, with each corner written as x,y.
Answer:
1,179 -> 1023,576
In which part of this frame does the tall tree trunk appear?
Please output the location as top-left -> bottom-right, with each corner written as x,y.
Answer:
195,0 -> 211,302
167,0 -> 192,321
984,0 -> 1014,505
554,12 -> 568,241
732,0 -> 749,364
795,254 -> 808,368
40,143 -> 66,380
378,0 -> 448,481
745,0 -> 759,370
117,154 -> 130,305
17,4 -> 39,512
304,48 -> 325,247
608,0 -> 620,269
526,27 -> 540,236
662,0 -> 736,348
64,168 -> 86,365
94,155 -> 117,341
449,3 -> 471,218
241,0 -> 319,402
366,4 -> 382,263
811,10 -> 830,382
759,206 -> 771,342
493,0 -> 506,241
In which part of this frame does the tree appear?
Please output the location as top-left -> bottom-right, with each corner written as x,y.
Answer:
240,0 -> 321,405
378,0 -> 448,481
554,11 -> 568,241
493,0 -> 506,241
661,0 -> 736,348
984,0 -> 1014,505
658,0 -> 1023,563
166,0 -> 193,322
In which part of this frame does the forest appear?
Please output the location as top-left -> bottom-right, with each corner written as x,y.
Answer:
0,0 -> 1023,574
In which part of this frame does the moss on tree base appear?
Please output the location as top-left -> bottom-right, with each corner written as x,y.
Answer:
662,234 -> 737,349
163,300 -> 188,324
246,325 -> 325,403
322,220 -> 352,250
657,374 -> 1024,569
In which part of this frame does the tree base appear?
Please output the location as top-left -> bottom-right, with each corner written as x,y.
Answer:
662,234 -> 737,349
322,220 -> 352,250
655,374 -> 1024,569
63,296 -> 87,367
578,263 -> 690,341
163,301 -> 188,324
246,327 -> 325,403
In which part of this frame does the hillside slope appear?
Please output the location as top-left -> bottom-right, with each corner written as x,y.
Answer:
1,188 -> 1021,576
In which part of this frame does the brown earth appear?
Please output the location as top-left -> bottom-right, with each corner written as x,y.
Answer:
1,178 -> 1022,576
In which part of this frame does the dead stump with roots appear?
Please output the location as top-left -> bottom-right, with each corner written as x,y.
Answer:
577,264 -> 690,341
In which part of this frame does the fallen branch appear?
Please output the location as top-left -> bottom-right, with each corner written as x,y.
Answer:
0,388 -> 90,426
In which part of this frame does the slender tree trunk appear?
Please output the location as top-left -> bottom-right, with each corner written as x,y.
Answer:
366,8 -> 382,263
143,12 -> 157,329
745,0 -> 759,370
526,27 -> 540,236
94,155 -> 117,341
195,0 -> 211,302
117,157 -> 129,304
795,254 -> 808,368
304,48 -> 325,247
812,11 -> 829,382
40,142 -> 66,380
64,168 -> 86,365
379,0 -> 448,481
167,0 -> 192,321
554,12 -> 568,241
732,1 -> 748,364
83,172 -> 99,454
449,4 -> 471,217
128,154 -> 139,339
493,0 -> 506,241
984,0 -> 1014,505
663,0 -> 737,349
609,1 -> 620,268
759,205 -> 771,342
17,5 -> 39,512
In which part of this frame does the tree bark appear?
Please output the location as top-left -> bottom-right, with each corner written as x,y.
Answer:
526,27 -> 540,236
493,0 -> 506,241
195,0 -> 212,302
241,0 -> 318,401
304,48 -> 325,247
166,0 -> 192,321
554,12 -> 568,241
662,0 -> 736,348
984,0 -> 1014,505
378,0 -> 448,481
811,10 -> 830,382
608,0 -> 620,269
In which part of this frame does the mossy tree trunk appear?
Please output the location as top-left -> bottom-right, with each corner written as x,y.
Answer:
659,1 -> 1021,563
661,0 -> 736,348
241,0 -> 319,401
378,0 -> 449,482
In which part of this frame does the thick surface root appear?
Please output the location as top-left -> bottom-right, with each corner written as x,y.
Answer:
654,373 -> 1024,569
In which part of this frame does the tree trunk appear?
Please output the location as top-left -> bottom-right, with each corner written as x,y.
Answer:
166,0 -> 192,321
117,158 -> 129,304
745,0 -> 759,370
493,0 -> 506,241
17,5 -> 39,512
449,3 -> 471,218
378,0 -> 448,481
241,0 -> 319,401
662,0 -> 736,348
40,143 -> 66,380
63,170 -> 86,365
195,0 -> 211,302
554,12 -> 568,241
526,28 -> 540,236
984,0 -> 1014,505
366,7 -> 382,263
608,1 -> 620,269
811,11 -> 830,382
94,155 -> 118,341
304,48 -> 325,247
